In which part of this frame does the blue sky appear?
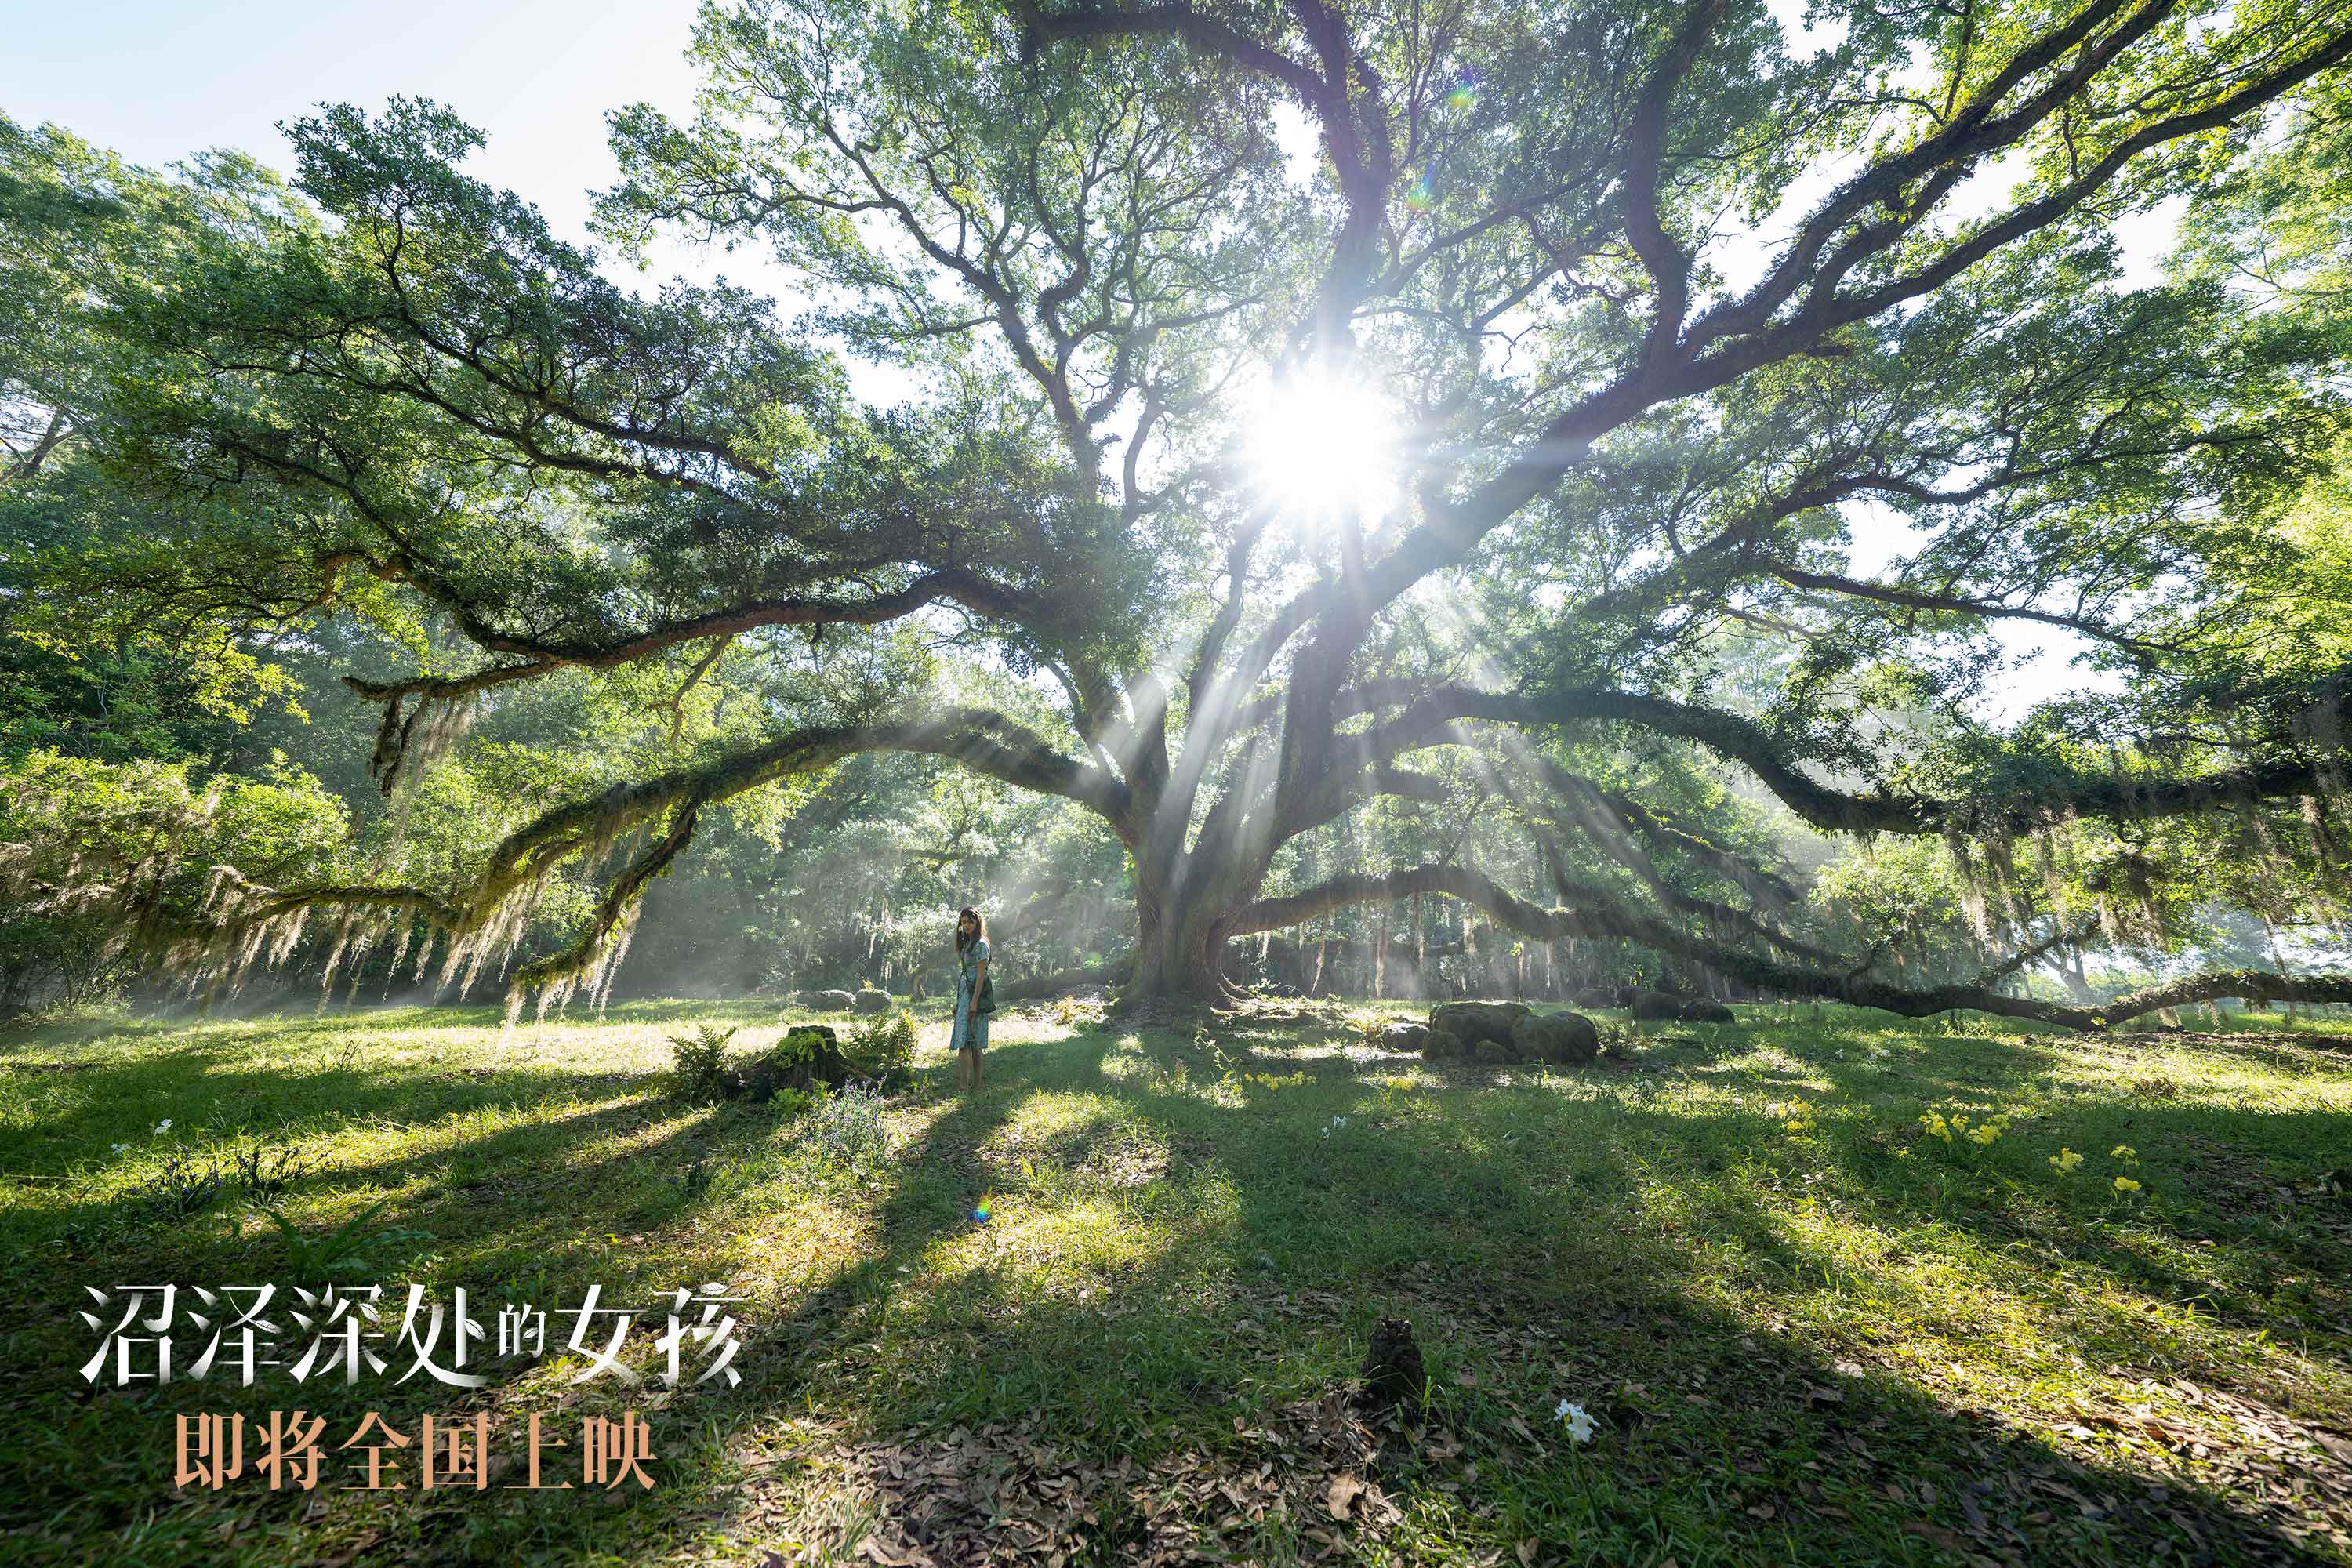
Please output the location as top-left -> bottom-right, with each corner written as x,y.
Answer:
2,0 -> 706,249
4,2 -> 2129,720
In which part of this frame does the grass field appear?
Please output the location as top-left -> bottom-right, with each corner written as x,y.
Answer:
2,996 -> 2350,1566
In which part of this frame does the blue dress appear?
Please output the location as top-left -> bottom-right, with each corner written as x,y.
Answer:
950,937 -> 991,1053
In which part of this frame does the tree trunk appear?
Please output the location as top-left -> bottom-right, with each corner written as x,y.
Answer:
2058,946 -> 2097,1007
1413,889 -> 1425,996
2263,916 -> 2298,1022
1124,873 -> 1250,1003
1127,918 -> 1236,1000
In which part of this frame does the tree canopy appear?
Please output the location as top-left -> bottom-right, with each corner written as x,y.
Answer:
8,0 -> 2352,1025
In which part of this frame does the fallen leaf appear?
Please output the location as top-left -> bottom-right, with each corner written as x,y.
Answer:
1902,1521 -> 1968,1552
315,1531 -> 383,1568
1325,1472 -> 1363,1520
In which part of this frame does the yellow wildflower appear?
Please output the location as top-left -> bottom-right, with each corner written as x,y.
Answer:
2111,1145 -> 2137,1164
2113,1175 -> 2141,1193
2048,1147 -> 2083,1174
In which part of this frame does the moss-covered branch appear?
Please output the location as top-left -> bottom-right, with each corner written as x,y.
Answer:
1232,862 -> 2352,1031
168,709 -> 1132,1012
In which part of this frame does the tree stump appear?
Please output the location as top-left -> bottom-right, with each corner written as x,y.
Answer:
1359,1316 -> 1425,1424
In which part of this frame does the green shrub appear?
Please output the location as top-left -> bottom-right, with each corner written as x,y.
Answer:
848,1010 -> 918,1087
1595,1018 -> 1639,1058
666,1024 -> 740,1103
132,1151 -> 228,1221
0,753 -> 349,1022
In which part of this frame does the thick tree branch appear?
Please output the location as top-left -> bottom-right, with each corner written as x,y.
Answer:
1232,862 -> 2352,1030
1621,0 -> 1726,363
1365,684 -> 2352,839
343,568 -> 1035,700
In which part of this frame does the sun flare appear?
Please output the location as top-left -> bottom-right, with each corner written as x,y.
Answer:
1242,370 -> 1403,524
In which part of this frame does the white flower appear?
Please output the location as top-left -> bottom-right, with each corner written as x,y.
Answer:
153,1120 -> 172,1134
1319,1127 -> 1331,1138
1556,1399 -> 1597,1443
111,1143 -> 128,1153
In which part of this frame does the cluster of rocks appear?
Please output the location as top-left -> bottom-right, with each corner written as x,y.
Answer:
1379,1000 -> 1599,1065
1629,991 -> 1737,1024
789,988 -> 895,1014
1559,985 -> 1738,1022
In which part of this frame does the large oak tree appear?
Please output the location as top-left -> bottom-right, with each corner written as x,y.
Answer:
16,0 -> 2352,1025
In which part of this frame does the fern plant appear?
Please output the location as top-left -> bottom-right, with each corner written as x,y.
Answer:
848,1010 -> 918,1087
665,1024 -> 740,1103
257,1198 -> 434,1285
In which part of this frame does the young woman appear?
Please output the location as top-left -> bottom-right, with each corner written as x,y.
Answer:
950,906 -> 993,1091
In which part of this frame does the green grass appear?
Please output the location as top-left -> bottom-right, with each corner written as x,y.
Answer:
3,998 -> 2350,1565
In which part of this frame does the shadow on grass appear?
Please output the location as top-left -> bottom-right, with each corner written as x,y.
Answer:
651,1024 -> 2352,1565
2,1009 -> 2347,1566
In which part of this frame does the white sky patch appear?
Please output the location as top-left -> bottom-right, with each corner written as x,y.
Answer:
1,0 -> 938,406
1697,152 -> 1858,298
1842,500 -> 2125,724
2111,194 -> 2188,289
1762,0 -> 1850,54
1972,624 -> 2121,724
5,0 -> 706,253
1270,100 -> 1322,188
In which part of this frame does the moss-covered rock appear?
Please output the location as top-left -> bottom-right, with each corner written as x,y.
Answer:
1631,990 -> 1684,1021
1512,1010 -> 1599,1065
1430,1000 -> 1531,1047
795,989 -> 856,1012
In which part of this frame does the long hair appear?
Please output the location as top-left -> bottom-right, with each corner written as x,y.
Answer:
955,906 -> 987,956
